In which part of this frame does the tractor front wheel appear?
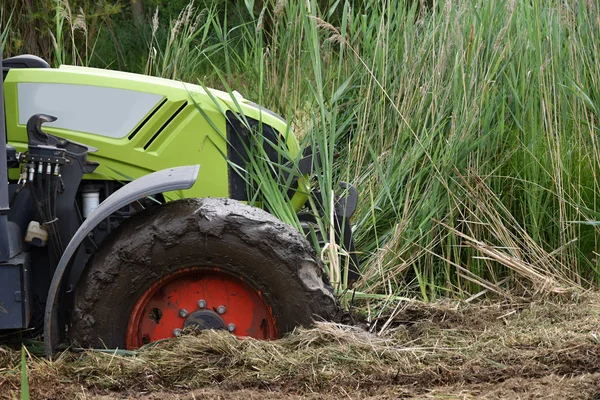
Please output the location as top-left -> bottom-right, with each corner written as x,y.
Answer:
69,198 -> 338,349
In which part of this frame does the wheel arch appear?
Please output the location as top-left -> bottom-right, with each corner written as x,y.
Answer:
44,165 -> 200,358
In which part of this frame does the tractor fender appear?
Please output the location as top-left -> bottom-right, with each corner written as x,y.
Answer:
44,165 -> 200,357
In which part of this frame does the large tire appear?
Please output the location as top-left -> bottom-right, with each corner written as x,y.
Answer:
70,198 -> 338,348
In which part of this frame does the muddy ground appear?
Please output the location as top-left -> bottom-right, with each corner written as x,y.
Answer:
2,293 -> 600,399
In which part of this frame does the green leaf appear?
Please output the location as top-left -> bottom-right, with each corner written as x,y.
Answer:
20,346 -> 29,400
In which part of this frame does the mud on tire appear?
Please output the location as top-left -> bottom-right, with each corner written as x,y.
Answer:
69,198 -> 339,348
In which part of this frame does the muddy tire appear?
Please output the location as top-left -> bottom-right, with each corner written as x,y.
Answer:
69,198 -> 338,349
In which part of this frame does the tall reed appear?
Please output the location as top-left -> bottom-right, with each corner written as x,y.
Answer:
211,0 -> 600,298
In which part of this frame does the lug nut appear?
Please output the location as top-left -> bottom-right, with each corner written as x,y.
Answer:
227,323 -> 236,332
197,299 -> 207,309
179,309 -> 188,318
173,328 -> 182,337
217,305 -> 226,315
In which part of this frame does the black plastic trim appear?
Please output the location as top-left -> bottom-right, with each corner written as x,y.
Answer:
143,101 -> 188,150
128,97 -> 168,140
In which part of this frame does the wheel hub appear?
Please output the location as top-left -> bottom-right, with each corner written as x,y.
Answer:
126,268 -> 279,349
183,309 -> 226,330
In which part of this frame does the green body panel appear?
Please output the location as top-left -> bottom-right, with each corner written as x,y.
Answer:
4,66 -> 306,208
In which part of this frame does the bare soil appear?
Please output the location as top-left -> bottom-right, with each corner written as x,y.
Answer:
2,293 -> 600,399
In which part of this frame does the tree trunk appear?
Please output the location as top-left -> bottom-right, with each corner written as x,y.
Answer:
130,0 -> 145,26
22,0 -> 42,56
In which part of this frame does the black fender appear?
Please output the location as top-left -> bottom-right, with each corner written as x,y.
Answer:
44,165 -> 200,357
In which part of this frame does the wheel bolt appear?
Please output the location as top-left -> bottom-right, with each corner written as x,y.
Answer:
197,299 -> 207,309
217,305 -> 226,315
227,323 -> 236,332
173,328 -> 182,337
179,309 -> 188,318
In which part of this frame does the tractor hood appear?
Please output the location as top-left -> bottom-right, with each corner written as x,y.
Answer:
3,64 -> 306,209
57,65 -> 252,109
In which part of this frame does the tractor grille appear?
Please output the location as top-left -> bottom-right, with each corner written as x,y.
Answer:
226,111 -> 298,201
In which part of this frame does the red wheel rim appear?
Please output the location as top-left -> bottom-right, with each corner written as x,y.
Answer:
126,268 -> 279,349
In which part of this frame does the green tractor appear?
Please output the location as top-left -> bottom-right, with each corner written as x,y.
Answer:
0,54 -> 358,355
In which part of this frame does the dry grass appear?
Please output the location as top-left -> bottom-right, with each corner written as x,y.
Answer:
2,294 -> 600,399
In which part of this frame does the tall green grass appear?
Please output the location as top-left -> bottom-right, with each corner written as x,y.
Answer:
20,346 -> 29,400
30,0 -> 600,299
207,0 -> 600,299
